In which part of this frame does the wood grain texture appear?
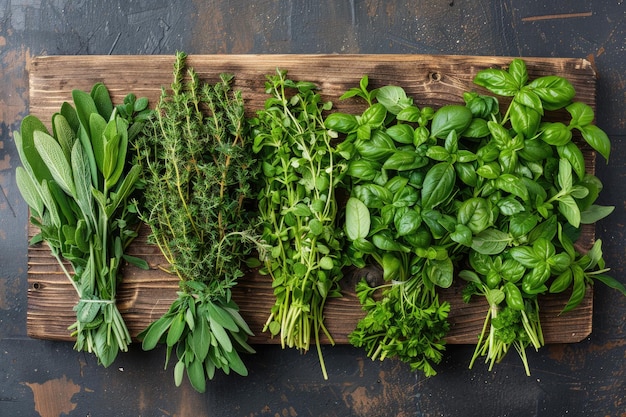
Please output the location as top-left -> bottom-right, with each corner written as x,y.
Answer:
26,54 -> 596,344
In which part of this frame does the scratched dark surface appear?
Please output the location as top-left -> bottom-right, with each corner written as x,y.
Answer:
1,1 -> 625,417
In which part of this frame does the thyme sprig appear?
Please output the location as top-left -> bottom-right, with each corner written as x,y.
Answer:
135,52 -> 263,393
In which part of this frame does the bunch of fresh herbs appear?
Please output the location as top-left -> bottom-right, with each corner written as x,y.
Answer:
134,52 -> 262,393
15,83 -> 149,367
326,59 -> 625,376
251,70 -> 347,379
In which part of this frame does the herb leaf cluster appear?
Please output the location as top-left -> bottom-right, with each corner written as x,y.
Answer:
15,83 -> 148,367
251,70 -> 347,380
328,59 -> 624,376
134,52 -> 262,392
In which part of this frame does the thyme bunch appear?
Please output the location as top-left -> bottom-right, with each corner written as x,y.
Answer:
135,52 -> 262,393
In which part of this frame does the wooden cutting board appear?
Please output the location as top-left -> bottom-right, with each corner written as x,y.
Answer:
25,54 -> 596,344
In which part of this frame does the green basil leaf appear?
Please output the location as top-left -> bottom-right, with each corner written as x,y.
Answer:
527,75 -> 575,111
496,174 -> 529,201
558,195 -> 581,227
515,88 -> 543,115
426,257 -> 454,288
347,159 -> 380,181
346,197 -> 372,241
325,112 -> 359,133
510,101 -> 541,138
593,274 -> 626,297
557,142 -> 586,180
421,162 -> 455,209
473,68 -> 519,96
359,103 -> 387,128
395,208 -> 421,237
580,204 -> 614,224
396,106 -> 421,123
376,85 -> 412,114
497,196 -> 525,216
566,102 -> 595,127
450,223 -> 472,247
509,245 -> 541,267
508,58 -> 528,88
426,145 -> 450,162
579,124 -> 610,161
558,159 -> 573,191
540,122 -> 572,146
383,150 -> 419,171
372,230 -> 410,252
430,105 -> 473,139
457,197 -> 491,234
509,212 -> 538,238
560,266 -> 586,314
471,228 -> 510,255
386,124 -> 415,144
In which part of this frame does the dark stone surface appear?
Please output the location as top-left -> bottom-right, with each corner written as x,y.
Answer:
1,1 -> 624,416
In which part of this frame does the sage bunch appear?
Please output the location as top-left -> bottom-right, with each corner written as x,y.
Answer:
15,83 -> 149,367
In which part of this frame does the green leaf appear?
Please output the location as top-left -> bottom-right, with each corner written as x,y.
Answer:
71,140 -> 94,220
560,267 -> 586,314
90,82 -> 114,120
209,317 -> 233,353
510,101 -> 541,138
557,142 -> 586,180
471,228 -> 510,255
190,313 -> 210,363
593,274 -> 626,297
141,314 -> 175,350
558,195 -> 581,228
376,86 -> 412,114
207,302 -> 239,332
18,116 -> 53,183
579,124 -> 610,161
359,103 -> 387,128
426,258 -> 454,288
557,159 -> 573,191
166,313 -> 186,347
223,349 -> 249,376
421,162 -> 455,209
15,167 -> 44,218
52,113 -> 76,163
345,197 -> 371,240
430,105 -> 473,139
187,358 -> 207,393
174,360 -> 185,387
566,102 -> 595,127
473,68 -> 519,96
33,131 -> 76,197
386,124 -> 414,144
496,174 -> 529,201
528,76 -> 575,111
580,204 -> 614,224
72,89 -> 99,132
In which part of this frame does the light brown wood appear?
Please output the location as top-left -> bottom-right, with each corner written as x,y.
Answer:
26,54 -> 596,345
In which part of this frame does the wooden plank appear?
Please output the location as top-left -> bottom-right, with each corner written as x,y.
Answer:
26,54 -> 596,344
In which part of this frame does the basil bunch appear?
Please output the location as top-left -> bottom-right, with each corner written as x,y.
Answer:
328,59 -> 625,376
15,84 -> 149,366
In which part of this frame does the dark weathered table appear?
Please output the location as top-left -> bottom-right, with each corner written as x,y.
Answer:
1,2 -> 624,416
